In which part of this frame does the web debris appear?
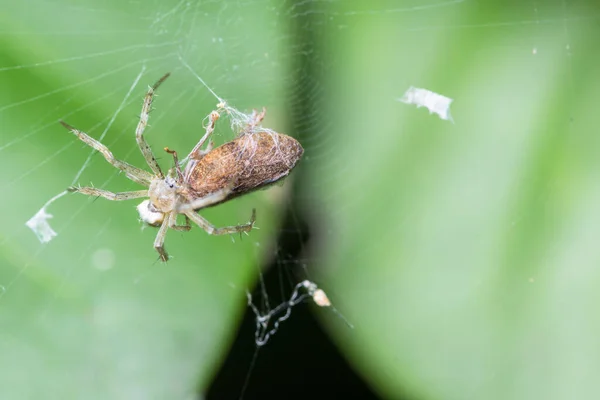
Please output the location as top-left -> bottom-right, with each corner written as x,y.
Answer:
179,54 -> 279,139
398,86 -> 455,122
25,190 -> 68,243
247,280 -> 352,347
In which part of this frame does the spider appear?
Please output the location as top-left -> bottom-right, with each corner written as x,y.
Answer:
61,73 -> 304,261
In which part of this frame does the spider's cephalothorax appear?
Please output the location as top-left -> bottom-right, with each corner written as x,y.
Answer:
148,175 -> 178,214
61,73 -> 303,261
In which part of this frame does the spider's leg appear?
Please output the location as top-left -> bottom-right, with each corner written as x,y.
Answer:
185,208 -> 256,236
68,187 -> 148,201
60,121 -> 153,186
135,73 -> 170,178
174,185 -> 233,213
168,212 -> 191,231
154,214 -> 171,262
181,110 -> 221,181
186,110 -> 220,161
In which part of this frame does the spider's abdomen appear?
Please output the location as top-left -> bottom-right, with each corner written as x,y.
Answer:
187,131 -> 303,202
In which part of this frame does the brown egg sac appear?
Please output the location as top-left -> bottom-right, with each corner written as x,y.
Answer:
186,131 -> 304,202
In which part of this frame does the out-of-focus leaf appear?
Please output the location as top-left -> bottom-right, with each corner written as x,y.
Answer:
309,2 -> 600,399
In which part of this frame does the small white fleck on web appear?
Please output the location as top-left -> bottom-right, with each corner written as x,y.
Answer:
26,207 -> 57,243
398,86 -> 455,122
25,190 -> 68,243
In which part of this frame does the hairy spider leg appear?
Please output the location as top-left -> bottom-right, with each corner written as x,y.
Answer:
186,110 -> 220,161
67,187 -> 148,201
153,212 -> 193,261
169,213 -> 192,232
153,215 -> 171,262
182,110 -> 220,182
135,73 -> 171,178
174,186 -> 233,213
185,209 -> 256,236
60,121 -> 153,186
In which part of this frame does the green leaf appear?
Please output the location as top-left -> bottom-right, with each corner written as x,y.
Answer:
310,2 -> 600,399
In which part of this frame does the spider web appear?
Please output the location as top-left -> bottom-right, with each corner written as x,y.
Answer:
2,0 -> 599,399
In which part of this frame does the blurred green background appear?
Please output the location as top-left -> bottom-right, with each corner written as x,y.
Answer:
2,0 -> 600,399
